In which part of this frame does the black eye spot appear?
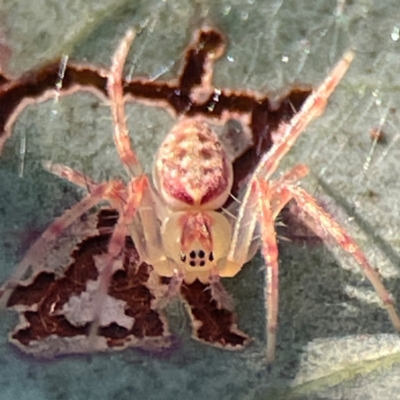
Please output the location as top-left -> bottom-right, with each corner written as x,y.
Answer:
209,252 -> 214,262
189,250 -> 196,259
189,260 -> 196,267
198,250 -> 205,258
199,260 -> 205,267
181,253 -> 186,262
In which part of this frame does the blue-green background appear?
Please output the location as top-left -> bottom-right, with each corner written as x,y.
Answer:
2,1 -> 400,399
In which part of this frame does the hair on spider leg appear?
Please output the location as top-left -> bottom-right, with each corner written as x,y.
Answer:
228,191 -> 242,205
287,99 -> 297,115
220,207 -> 237,221
221,193 -> 243,221
251,223 -> 291,251
44,54 -> 70,123
53,55 -> 69,103
121,21 -> 161,82
219,190 -> 243,217
275,221 -> 288,228
204,275 -> 235,311
276,234 -> 292,243
148,61 -> 177,82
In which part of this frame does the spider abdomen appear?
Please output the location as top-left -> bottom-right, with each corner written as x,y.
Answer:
154,117 -> 233,210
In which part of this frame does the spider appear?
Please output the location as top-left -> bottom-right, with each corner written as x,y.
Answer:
2,29 -> 400,365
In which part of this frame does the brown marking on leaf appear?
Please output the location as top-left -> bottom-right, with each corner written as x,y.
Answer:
0,28 -> 310,203
180,280 -> 249,348
179,28 -> 225,92
278,203 -> 323,247
8,272 -> 56,308
3,27 -> 315,356
8,210 -> 168,355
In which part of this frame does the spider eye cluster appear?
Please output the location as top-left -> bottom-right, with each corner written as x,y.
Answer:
180,250 -> 215,267
162,211 -> 232,273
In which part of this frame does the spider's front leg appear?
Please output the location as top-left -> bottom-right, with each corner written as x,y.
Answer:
107,29 -> 164,266
44,164 -> 150,346
219,51 -> 357,365
258,49 -> 400,364
0,169 -> 128,309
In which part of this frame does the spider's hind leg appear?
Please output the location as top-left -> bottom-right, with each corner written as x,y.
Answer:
0,169 -> 127,309
285,184 -> 400,331
254,179 -> 280,365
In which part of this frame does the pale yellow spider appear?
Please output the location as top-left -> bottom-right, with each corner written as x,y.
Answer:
2,30 -> 399,365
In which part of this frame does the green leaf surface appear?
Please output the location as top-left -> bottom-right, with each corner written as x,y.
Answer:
1,1 -> 400,399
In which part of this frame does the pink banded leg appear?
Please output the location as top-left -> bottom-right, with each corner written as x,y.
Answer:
44,161 -> 130,215
0,179 -> 127,308
254,170 -> 400,364
284,184 -> 400,331
44,162 -> 100,191
230,52 -> 354,266
268,164 -> 310,218
107,29 -> 164,264
108,29 -> 143,178
89,176 -> 147,341
254,179 -> 280,364
254,51 -> 354,182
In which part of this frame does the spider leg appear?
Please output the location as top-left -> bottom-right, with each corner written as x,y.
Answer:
0,178 -> 127,309
107,29 -> 143,178
225,52 -> 354,364
154,269 -> 184,310
43,162 -> 131,219
43,161 -> 99,190
107,29 -> 164,264
254,179 -> 280,365
229,52 -> 353,266
269,164 -> 310,217
222,173 -> 291,363
283,184 -> 400,331
209,271 -> 235,311
43,164 -> 149,344
88,176 -> 146,343
254,50 -> 354,182
246,165 -> 310,363
254,162 -> 400,364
